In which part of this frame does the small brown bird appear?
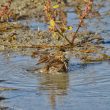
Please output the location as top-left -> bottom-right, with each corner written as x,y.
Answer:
37,51 -> 68,74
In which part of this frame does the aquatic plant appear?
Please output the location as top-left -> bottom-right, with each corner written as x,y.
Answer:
44,0 -> 93,45
44,0 -> 72,45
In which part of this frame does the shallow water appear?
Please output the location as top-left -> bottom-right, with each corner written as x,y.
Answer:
18,19 -> 48,31
0,0 -> 110,110
0,53 -> 110,110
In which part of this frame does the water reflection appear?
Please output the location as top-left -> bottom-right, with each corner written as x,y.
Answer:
0,96 -> 8,110
38,73 -> 69,110
0,80 -> 8,110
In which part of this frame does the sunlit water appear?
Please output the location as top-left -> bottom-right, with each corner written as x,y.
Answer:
0,0 -> 110,110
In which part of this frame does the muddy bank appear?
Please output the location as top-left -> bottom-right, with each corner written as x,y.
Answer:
0,22 -> 103,46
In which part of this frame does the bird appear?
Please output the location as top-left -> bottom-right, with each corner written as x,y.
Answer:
36,51 -> 68,74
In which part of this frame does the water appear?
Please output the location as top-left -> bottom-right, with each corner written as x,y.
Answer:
0,53 -> 110,110
18,19 -> 48,31
0,0 -> 110,110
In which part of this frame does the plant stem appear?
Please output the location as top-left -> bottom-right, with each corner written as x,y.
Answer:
56,28 -> 73,45
71,21 -> 82,44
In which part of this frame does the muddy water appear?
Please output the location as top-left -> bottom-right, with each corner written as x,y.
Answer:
0,0 -> 110,110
